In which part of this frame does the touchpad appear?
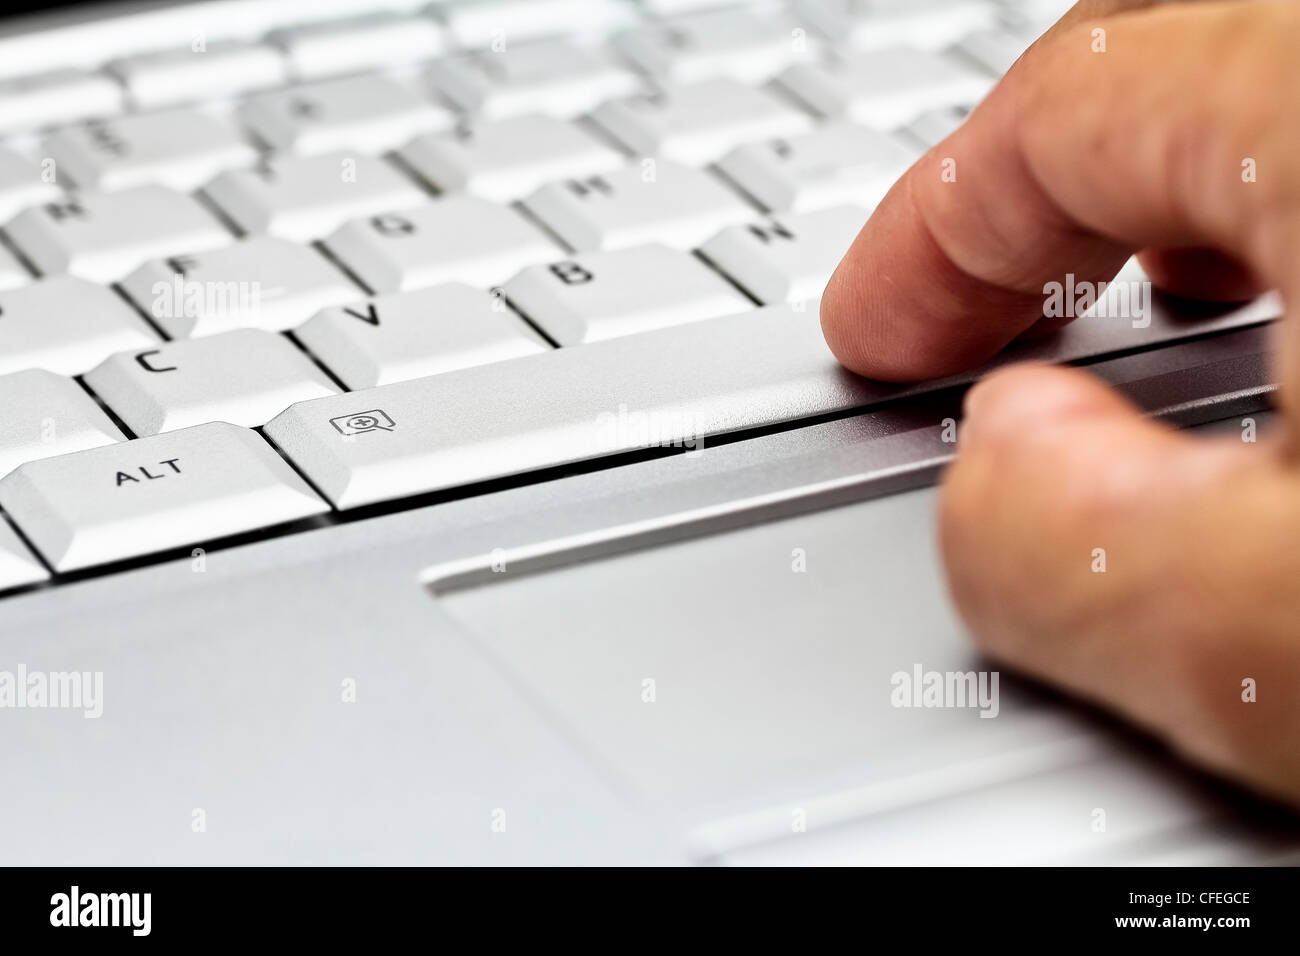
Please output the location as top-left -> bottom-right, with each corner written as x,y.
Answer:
439,487 -> 1089,830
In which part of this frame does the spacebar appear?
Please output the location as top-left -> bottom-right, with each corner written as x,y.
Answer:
265,299 -> 1276,509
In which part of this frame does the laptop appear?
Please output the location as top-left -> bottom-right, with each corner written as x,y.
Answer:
0,0 -> 1293,866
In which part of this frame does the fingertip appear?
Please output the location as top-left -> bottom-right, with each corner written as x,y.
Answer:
960,363 -> 1136,447
819,189 -> 1049,382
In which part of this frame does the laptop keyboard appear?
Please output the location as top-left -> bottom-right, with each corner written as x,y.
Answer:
0,0 -> 1260,587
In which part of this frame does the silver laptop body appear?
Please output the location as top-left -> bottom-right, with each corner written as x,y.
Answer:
0,0 -> 1294,865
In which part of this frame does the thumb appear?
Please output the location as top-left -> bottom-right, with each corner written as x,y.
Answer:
942,363 -> 1300,805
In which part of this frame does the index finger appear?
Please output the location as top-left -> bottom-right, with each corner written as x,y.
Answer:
820,1 -> 1299,383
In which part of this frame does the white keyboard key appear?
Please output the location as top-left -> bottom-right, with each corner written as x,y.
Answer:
43,110 -> 259,192
614,8 -> 820,84
397,115 -> 625,203
324,197 -> 561,293
591,80 -> 813,166
202,152 -> 430,243
296,282 -> 550,388
263,305 -> 857,508
522,160 -> 754,252
85,329 -> 340,435
435,0 -> 622,48
427,39 -> 641,120
902,105 -> 971,149
1008,0 -> 1076,34
108,43 -> 290,110
272,275 -> 1263,511
0,421 -> 327,572
5,186 -> 232,283
239,75 -> 454,156
503,243 -> 751,345
635,0 -> 746,13
956,27 -> 1039,77
795,0 -> 998,52
0,517 -> 47,590
700,204 -> 868,304
0,369 -> 126,479
0,147 -> 60,222
778,48 -> 995,128
0,276 -> 159,376
0,241 -> 31,290
716,121 -> 916,212
120,237 -> 361,338
0,70 -> 123,135
270,14 -> 446,80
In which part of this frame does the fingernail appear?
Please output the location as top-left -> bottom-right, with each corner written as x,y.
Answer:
960,364 -> 1092,448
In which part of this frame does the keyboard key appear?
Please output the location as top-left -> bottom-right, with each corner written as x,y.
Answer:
0,70 -> 123,135
0,241 -> 31,290
43,110 -> 259,192
794,0 -> 998,52
717,121 -> 916,213
84,329 -> 340,435
5,186 -> 232,283
264,305 -> 862,508
120,237 -> 361,338
108,42 -> 290,110
239,75 -> 454,156
503,243 -> 751,344
0,369 -> 126,478
270,13 -> 446,80
613,8 -> 820,84
268,285 -> 1276,511
0,276 -> 159,376
0,147 -> 60,222
778,48 -> 995,128
427,39 -> 641,120
0,4 -> 300,77
1008,0 -> 1076,34
202,152 -> 430,243
0,421 -> 328,572
590,79 -> 814,166
0,516 -> 47,590
324,197 -> 561,293
522,161 -> 754,252
700,204 -> 868,304
397,114 -> 625,203
955,27 -> 1039,77
295,282 -> 550,388
434,0 -> 624,48
901,105 -> 971,149
635,0 -> 746,12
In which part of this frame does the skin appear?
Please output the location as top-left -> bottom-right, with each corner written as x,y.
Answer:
820,1 -> 1300,806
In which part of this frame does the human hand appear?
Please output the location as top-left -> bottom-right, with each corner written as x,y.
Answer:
820,0 -> 1300,805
